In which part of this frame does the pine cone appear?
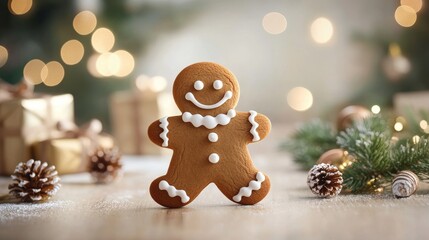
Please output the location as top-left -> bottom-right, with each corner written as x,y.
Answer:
307,163 -> 343,198
8,159 -> 61,202
392,170 -> 419,198
88,147 -> 122,183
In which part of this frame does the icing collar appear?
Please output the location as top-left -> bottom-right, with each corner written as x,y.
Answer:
182,109 -> 236,129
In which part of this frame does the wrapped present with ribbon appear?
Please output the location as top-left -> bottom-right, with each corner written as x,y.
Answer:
32,119 -> 115,174
109,76 -> 179,155
0,80 -> 74,175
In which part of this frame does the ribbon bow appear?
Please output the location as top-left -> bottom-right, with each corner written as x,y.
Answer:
56,119 -> 103,141
0,80 -> 34,100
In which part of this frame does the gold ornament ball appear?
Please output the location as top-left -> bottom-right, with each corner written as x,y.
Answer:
317,149 -> 354,171
337,105 -> 371,131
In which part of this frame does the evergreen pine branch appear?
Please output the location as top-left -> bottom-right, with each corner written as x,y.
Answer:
337,116 -> 393,192
281,119 -> 337,170
391,137 -> 429,181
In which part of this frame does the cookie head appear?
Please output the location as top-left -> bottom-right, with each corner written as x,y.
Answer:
173,62 -> 240,115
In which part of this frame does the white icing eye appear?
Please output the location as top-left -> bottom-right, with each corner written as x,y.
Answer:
194,80 -> 204,91
213,80 -> 223,90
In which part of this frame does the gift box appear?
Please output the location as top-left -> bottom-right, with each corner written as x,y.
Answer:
32,135 -> 114,174
0,94 -> 74,175
110,88 -> 179,155
394,91 -> 429,117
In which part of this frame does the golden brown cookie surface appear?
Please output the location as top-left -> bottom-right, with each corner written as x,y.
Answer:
148,62 -> 271,208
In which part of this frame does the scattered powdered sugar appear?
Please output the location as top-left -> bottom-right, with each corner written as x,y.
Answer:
0,200 -> 74,223
91,190 -> 147,213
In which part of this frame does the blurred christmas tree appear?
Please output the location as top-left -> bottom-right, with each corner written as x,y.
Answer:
350,1 -> 429,107
0,0 -> 199,130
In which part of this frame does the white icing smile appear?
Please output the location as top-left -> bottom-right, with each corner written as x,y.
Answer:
185,90 -> 233,110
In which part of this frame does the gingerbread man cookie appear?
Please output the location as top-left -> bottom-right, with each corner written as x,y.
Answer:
148,62 -> 271,208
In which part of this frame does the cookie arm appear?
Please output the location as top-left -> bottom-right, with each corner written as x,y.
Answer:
248,111 -> 271,143
148,117 -> 173,149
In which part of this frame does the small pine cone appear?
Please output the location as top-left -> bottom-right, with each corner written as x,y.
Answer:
88,147 -> 122,183
392,170 -> 419,198
8,159 -> 61,202
307,163 -> 343,198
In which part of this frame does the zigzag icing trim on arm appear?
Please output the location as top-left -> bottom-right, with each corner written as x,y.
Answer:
233,172 -> 265,202
159,117 -> 169,147
159,180 -> 190,203
248,110 -> 260,141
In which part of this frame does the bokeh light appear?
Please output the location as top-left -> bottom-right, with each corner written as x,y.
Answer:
150,76 -> 168,92
401,0 -> 423,12
87,54 -> 103,78
262,12 -> 287,35
42,61 -> 65,86
420,120 -> 427,129
61,40 -> 85,65
91,28 -> 115,53
73,11 -> 97,35
23,59 -> 46,84
113,50 -> 135,77
136,75 -> 167,92
395,5 -> 417,27
136,75 -> 152,91
0,46 -> 8,68
394,122 -> 404,132
96,52 -> 120,77
412,135 -> 420,144
371,105 -> 381,114
287,87 -> 313,111
8,0 -> 32,15
311,17 -> 334,44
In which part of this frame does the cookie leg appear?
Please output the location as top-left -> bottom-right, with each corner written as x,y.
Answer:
150,175 -> 207,208
216,171 -> 271,205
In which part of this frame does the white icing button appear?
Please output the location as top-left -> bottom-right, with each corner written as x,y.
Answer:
213,80 -> 223,90
209,153 -> 220,164
194,80 -> 204,90
208,132 -> 218,142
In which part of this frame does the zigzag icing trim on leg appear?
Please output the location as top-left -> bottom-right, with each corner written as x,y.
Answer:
248,110 -> 260,141
233,172 -> 265,202
159,117 -> 169,147
159,180 -> 190,203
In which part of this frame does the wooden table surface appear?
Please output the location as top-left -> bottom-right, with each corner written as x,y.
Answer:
1,125 -> 429,240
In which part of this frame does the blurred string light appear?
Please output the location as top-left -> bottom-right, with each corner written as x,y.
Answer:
394,116 -> 406,132
0,46 -> 8,68
73,11 -> 97,35
401,0 -> 423,12
96,52 -> 120,77
371,105 -> 381,114
395,5 -> 417,27
61,40 -> 85,65
88,50 -> 135,78
8,0 -> 32,15
41,61 -> 65,86
114,50 -> 135,77
87,54 -> 103,78
394,122 -> 404,132
23,59 -> 65,86
412,135 -> 420,144
262,12 -> 287,35
287,87 -> 313,111
310,17 -> 334,44
91,28 -> 115,53
420,120 -> 428,129
23,59 -> 46,84
136,75 -> 167,92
